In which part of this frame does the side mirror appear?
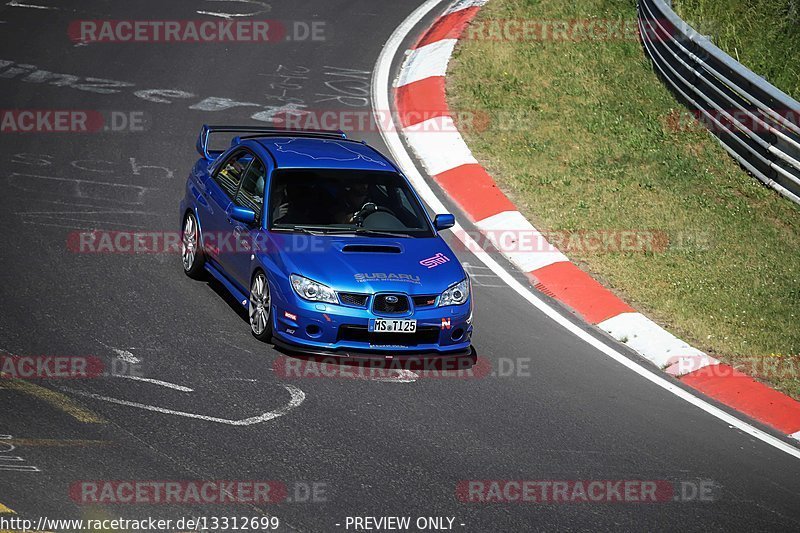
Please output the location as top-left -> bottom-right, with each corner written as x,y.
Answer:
434,214 -> 455,231
229,205 -> 256,225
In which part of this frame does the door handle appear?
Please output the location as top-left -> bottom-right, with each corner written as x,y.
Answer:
234,227 -> 251,251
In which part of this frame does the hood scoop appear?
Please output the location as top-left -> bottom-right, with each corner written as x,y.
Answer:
341,244 -> 401,254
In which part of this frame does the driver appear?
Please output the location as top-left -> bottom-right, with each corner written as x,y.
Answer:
335,182 -> 372,224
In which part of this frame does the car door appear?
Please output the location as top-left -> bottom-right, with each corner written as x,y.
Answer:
199,149 -> 252,272
228,156 -> 267,289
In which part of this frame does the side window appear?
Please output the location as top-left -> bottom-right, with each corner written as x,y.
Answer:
235,158 -> 266,220
213,151 -> 252,199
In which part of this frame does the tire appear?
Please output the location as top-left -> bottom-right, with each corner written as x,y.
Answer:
249,271 -> 273,341
181,211 -> 206,279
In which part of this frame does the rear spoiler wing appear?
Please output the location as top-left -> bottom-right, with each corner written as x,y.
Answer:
195,124 -> 347,160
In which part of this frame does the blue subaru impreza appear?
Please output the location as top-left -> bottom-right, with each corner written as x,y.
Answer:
179,125 -> 473,357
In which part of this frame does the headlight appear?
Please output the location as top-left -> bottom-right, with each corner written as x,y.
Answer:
439,278 -> 470,306
290,274 -> 338,303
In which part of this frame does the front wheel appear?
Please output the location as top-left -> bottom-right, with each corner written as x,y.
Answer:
181,211 -> 205,279
249,271 -> 273,341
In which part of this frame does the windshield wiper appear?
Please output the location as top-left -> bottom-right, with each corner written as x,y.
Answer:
352,228 -> 411,238
273,227 -> 412,238
271,226 -> 325,235
322,228 -> 412,238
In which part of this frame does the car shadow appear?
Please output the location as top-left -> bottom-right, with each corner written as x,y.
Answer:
205,274 -> 250,324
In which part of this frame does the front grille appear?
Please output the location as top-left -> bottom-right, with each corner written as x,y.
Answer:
337,325 -> 370,343
337,325 -> 440,346
373,294 -> 410,314
338,292 -> 369,307
412,295 -> 437,308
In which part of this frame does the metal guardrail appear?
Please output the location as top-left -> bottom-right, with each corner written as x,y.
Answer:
638,0 -> 800,204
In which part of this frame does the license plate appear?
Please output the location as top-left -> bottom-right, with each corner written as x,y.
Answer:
370,319 -> 417,333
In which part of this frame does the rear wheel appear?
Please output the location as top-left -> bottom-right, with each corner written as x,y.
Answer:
181,211 -> 205,279
249,271 -> 273,341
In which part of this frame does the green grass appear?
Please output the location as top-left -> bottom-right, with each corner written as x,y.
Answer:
672,0 -> 800,99
448,0 -> 800,398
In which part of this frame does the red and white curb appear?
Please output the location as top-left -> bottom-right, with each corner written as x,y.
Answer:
391,0 -> 800,441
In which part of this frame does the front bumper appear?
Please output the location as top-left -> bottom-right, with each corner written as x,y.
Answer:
270,293 -> 473,357
272,337 -> 473,360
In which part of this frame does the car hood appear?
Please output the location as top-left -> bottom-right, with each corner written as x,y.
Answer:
263,233 -> 465,295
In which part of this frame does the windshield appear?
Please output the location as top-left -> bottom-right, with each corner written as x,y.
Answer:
268,169 -> 434,237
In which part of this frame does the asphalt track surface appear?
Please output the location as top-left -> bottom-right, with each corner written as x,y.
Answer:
0,1 -> 799,531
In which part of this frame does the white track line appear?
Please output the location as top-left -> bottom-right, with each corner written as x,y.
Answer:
6,1 -> 56,9
61,384 -> 305,426
111,348 -> 140,364
196,0 -> 270,19
372,0 -> 800,458
114,375 -> 194,392
93,338 -> 142,364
